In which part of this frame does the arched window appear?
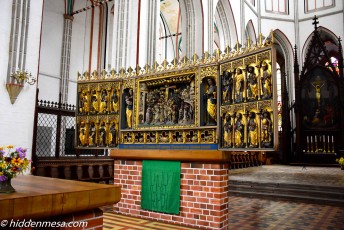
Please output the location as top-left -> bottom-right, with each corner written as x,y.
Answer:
265,0 -> 289,14
305,0 -> 335,13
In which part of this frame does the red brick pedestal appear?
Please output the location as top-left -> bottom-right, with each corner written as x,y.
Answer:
114,160 -> 229,230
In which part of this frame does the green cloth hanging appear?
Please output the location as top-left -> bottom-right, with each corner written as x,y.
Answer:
141,160 -> 181,214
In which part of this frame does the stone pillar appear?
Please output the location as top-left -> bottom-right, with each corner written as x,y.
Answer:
7,0 -> 31,83
60,14 -> 74,104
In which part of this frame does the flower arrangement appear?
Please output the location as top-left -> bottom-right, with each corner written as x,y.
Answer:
336,157 -> 344,166
0,145 -> 31,182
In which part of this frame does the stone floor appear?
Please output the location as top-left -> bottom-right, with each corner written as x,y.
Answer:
230,165 -> 344,187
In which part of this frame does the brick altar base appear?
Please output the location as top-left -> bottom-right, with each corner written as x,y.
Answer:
114,160 -> 229,230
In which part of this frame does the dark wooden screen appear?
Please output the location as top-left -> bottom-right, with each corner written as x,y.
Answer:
292,18 -> 344,164
31,89 -> 114,183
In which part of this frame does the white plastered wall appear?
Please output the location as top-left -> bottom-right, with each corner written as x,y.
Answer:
0,0 -> 43,163
38,0 -> 64,102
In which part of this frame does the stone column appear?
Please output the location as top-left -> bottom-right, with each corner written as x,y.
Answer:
7,0 -> 31,83
60,14 -> 74,104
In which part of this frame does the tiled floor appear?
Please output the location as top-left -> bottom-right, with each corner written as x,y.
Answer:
103,165 -> 344,229
228,195 -> 344,230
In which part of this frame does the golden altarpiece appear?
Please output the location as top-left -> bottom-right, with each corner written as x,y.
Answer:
76,33 -> 279,158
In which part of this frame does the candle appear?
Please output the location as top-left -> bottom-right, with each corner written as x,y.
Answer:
307,136 -> 309,143
315,136 -> 317,143
332,136 -> 334,143
328,136 -> 329,143
311,136 -> 313,143
323,135 -> 325,142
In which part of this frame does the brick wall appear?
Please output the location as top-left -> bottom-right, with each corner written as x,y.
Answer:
113,160 -> 229,230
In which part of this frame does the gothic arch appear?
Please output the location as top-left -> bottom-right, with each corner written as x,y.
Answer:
273,29 -> 294,97
302,26 -> 339,62
214,0 -> 238,51
179,0 -> 203,58
245,20 -> 256,44
273,29 -> 294,163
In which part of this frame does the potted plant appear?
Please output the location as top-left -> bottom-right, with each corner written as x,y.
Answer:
336,157 -> 344,170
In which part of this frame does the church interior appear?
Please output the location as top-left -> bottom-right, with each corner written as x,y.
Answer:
1,0 -> 344,229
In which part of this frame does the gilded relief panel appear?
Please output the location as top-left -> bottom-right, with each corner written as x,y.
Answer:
76,81 -> 121,148
135,71 -> 198,130
219,48 -> 275,150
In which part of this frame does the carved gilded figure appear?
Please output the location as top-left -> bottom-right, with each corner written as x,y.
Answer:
138,75 -> 195,127
111,89 -> 119,113
261,62 -> 272,99
223,114 -> 232,147
125,89 -> 133,129
108,122 -> 117,146
234,68 -> 244,103
79,123 -> 87,146
222,71 -> 233,103
91,90 -> 99,113
311,81 -> 324,107
246,66 -> 258,101
98,122 -> 106,146
79,91 -> 89,113
204,78 -> 217,125
234,113 -> 245,147
247,112 -> 258,147
261,111 -> 273,147
99,89 -> 108,113
88,122 -> 96,146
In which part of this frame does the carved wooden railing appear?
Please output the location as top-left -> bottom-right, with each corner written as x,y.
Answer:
229,151 -> 262,169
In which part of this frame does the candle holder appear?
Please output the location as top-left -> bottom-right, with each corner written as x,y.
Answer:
6,69 -> 36,104
11,69 -> 36,85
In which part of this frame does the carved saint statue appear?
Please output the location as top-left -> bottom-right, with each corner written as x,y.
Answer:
125,89 -> 133,128
234,113 -> 245,147
91,90 -> 98,113
204,78 -> 217,125
88,122 -> 96,146
111,89 -> 119,113
223,114 -> 232,147
222,71 -> 233,103
79,123 -> 87,146
108,122 -> 117,146
261,111 -> 273,147
99,89 -> 108,113
79,91 -> 89,113
247,112 -> 258,147
246,66 -> 258,101
234,68 -> 244,103
261,62 -> 272,99
98,122 -> 106,147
